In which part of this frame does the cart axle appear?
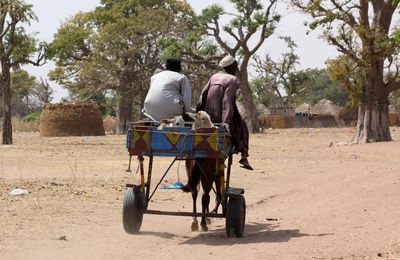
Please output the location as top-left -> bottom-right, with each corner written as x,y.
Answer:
145,209 -> 224,218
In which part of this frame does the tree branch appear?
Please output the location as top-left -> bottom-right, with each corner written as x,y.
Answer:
0,20 -> 11,40
209,18 -> 235,53
328,35 -> 360,63
249,0 -> 278,56
4,19 -> 17,59
359,0 -> 369,28
225,27 -> 241,43
329,0 -> 357,27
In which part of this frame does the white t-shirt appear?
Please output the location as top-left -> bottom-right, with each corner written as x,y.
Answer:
143,70 -> 191,121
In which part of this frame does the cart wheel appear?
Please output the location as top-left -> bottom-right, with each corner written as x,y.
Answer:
123,186 -> 145,234
225,195 -> 246,238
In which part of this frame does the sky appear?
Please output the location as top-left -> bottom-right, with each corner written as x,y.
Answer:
24,0 -> 338,101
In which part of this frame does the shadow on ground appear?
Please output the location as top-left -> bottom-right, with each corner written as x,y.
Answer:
137,221 -> 334,246
179,222 -> 334,245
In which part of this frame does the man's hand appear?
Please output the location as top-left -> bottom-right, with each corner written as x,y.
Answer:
221,123 -> 230,135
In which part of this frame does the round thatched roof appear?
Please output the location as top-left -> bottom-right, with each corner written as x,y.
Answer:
310,99 -> 341,116
295,103 -> 311,114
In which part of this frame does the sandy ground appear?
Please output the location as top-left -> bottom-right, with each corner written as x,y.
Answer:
1,128 -> 400,260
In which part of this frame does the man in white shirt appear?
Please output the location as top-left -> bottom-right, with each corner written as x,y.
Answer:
143,57 -> 191,121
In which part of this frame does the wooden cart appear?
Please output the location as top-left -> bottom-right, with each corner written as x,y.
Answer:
123,122 -> 246,237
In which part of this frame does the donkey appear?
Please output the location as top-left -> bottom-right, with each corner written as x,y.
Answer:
183,159 -> 224,231
182,111 -> 222,231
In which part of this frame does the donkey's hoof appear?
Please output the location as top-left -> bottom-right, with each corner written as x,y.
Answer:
191,221 -> 199,232
201,225 -> 208,232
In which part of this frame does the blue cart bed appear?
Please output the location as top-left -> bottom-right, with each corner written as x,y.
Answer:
126,125 -> 231,159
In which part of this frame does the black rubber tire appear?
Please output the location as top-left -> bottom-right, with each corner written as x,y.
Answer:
123,187 -> 145,234
225,195 -> 246,238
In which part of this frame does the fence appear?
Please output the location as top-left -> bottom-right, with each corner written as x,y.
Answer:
258,115 -> 337,130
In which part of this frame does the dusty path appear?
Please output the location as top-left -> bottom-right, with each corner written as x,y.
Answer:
1,128 -> 400,259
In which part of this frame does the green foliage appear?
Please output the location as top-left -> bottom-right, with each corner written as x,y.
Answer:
0,69 -> 49,117
253,64 -> 349,108
10,70 -> 38,117
49,0 -> 199,98
0,1 -> 45,69
293,0 -> 400,107
326,55 -> 362,105
23,111 -> 41,122
251,77 -> 280,107
201,4 -> 224,21
394,28 -> 400,43
296,68 -> 349,106
0,1 -> 44,143
11,70 -> 36,99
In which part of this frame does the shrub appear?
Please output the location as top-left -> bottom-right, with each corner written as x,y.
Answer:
23,111 -> 41,123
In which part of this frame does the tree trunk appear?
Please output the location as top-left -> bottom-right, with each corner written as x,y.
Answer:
1,66 -> 12,144
352,103 -> 391,143
352,57 -> 392,143
238,69 -> 259,133
116,94 -> 133,134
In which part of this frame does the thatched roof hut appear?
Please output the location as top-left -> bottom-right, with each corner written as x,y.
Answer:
310,99 -> 341,116
295,103 -> 311,114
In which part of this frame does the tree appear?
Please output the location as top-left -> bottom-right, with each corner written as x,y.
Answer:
10,69 -> 37,116
296,68 -> 349,107
253,37 -> 306,107
1,71 -> 53,117
64,86 -> 115,116
326,56 -> 362,107
292,0 -> 400,143
0,0 -> 44,144
200,0 -> 281,132
49,0 -> 197,133
33,77 -> 54,105
251,76 -> 280,108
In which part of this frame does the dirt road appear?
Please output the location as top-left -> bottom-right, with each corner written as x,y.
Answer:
1,128 -> 400,259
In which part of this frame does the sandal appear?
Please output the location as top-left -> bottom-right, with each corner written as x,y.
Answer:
239,158 -> 254,170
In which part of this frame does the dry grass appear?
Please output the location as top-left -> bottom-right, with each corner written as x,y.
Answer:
11,117 -> 39,132
103,116 -> 116,133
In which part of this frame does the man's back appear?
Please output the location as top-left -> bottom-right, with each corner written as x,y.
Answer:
144,70 -> 191,121
201,72 -> 239,124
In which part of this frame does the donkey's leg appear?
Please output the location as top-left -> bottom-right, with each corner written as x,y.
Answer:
191,189 -> 199,231
212,177 -> 222,214
200,159 -> 213,231
212,159 -> 224,214
200,189 -> 211,231
186,159 -> 200,231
